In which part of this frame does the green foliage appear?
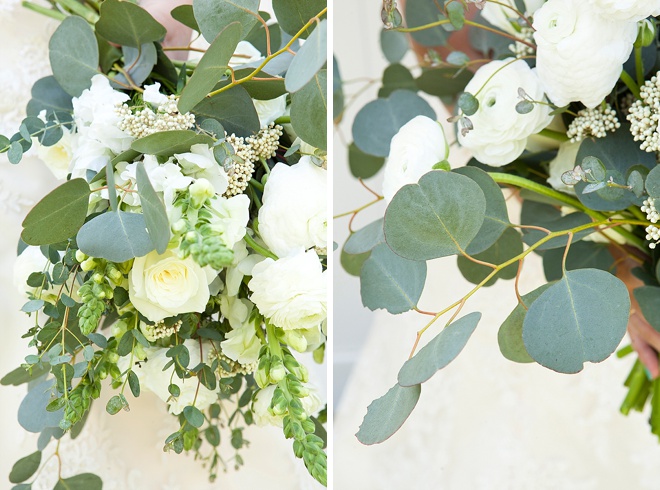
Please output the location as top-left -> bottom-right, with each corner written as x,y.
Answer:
178,22 -> 243,114
112,43 -> 157,88
520,201 -> 594,250
285,19 -> 327,93
1,364 -> 50,386
404,0 -> 449,46
416,67 -> 473,98
193,0 -> 259,42
136,162 -> 170,254
360,243 -> 426,314
634,286 -> 660,332
171,4 -> 200,31
348,142 -> 385,179
290,70 -> 327,150
498,284 -> 552,364
18,380 -> 64,433
522,269 -> 630,373
356,382 -> 421,445
542,241 -> 616,282
184,406 -> 205,428
380,29 -> 409,63
343,219 -> 384,255
48,16 -> 99,97
21,179 -> 90,246
378,64 -> 417,98
232,68 -> 286,100
180,223 -> 234,269
445,0 -> 465,29
191,86 -> 260,137
25,76 -> 73,118
53,473 -> 102,490
458,92 -> 479,116
457,228 -> 523,287
333,56 -> 344,121
398,312 -> 481,386
77,211 -> 154,263
340,248 -> 370,277
645,164 -> 660,198
9,451 -> 41,484
384,171 -> 486,260
245,13 -> 282,56
131,130 -> 214,157
273,0 -> 326,38
352,90 -> 435,157
96,0 -> 166,47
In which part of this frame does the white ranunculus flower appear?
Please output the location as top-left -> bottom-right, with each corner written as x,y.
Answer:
220,319 -> 261,365
208,194 -> 250,249
457,59 -> 552,166
36,128 -> 75,180
482,0 -> 545,33
128,249 -> 215,322
254,94 -> 288,128
533,0 -> 637,108
175,144 -> 229,195
143,82 -> 169,108
248,249 -> 326,331
547,141 -> 581,194
258,157 -> 326,257
587,0 -> 660,22
382,116 -> 449,202
252,383 -> 321,427
132,339 -> 218,415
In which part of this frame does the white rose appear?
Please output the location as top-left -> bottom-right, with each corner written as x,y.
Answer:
457,59 -> 552,166
143,82 -> 169,108
131,339 -> 218,415
208,194 -> 250,249
254,94 -> 288,128
547,141 -> 581,194
587,0 -> 660,22
482,0 -> 545,33
382,116 -> 449,202
220,319 -> 261,365
258,157 -> 326,257
175,144 -> 229,195
36,128 -> 75,180
248,249 -> 326,331
533,0 -> 637,108
252,383 -> 321,427
128,249 -> 215,322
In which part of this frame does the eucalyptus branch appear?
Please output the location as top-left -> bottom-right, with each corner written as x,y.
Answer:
464,20 -> 536,50
21,1 -> 67,21
244,233 -> 278,260
635,46 -> 644,87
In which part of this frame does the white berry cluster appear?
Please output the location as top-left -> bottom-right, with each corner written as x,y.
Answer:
628,75 -> 660,152
508,26 -> 535,58
116,96 -> 195,139
567,104 -> 620,143
143,320 -> 181,340
246,123 -> 284,160
642,197 -> 660,248
209,349 -> 257,377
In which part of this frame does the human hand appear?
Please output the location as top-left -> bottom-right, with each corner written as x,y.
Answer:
140,0 -> 193,60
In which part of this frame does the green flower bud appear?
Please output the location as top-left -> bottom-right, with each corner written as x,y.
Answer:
172,219 -> 188,234
269,358 -> 286,383
636,19 -> 656,48
80,258 -> 97,271
75,250 -> 87,263
107,352 -> 120,364
281,330 -> 308,353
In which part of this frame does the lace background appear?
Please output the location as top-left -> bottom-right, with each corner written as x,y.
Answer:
0,2 -> 324,489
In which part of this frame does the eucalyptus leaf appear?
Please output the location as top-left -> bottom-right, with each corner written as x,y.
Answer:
348,142 -> 385,179
285,19 -> 327,93
53,473 -> 102,490
542,241 -> 615,282
49,17 -> 99,97
645,164 -> 660,198
344,219 -> 384,255
360,243 -> 426,314
416,67 -> 473,98
398,312 -> 481,386
192,86 -> 260,137
378,64 -> 417,98
21,179 -> 90,246
290,70 -> 327,150
178,22 -> 243,114
131,130 -> 214,157
522,269 -> 630,373
136,163 -> 170,254
384,171 -> 486,260
333,56 -> 344,121
404,0 -> 449,46
77,211 -> 154,263
356,383 -> 421,445
193,0 -> 259,42
380,29 -> 409,63
96,0 -> 167,47
26,76 -> 73,118
183,405 -> 205,428
9,451 -> 41,484
1,364 -> 50,386
352,90 -> 435,157
520,200 -> 594,250
457,228 -> 523,287
273,0 -> 326,38
340,248 -> 371,277
112,43 -> 157,88
18,380 -> 63,433
634,286 -> 660,333
171,4 -> 200,31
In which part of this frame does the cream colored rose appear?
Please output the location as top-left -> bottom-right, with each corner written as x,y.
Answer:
128,249 -> 214,322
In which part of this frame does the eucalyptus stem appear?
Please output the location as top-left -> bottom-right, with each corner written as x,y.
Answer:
537,128 -> 569,142
635,46 -> 644,87
21,1 -> 67,20
244,233 -> 277,260
620,69 -> 641,99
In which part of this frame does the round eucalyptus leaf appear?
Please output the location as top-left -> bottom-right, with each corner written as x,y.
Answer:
404,0 -> 449,46
633,286 -> 660,333
111,43 -> 157,89
131,130 -> 214,157
18,380 -> 63,433
522,269 -> 630,373
184,405 -> 205,428
348,142 -> 385,179
520,200 -> 594,250
96,0 -> 166,47
48,16 -> 99,97
340,248 -> 370,277
273,0 -> 326,38
356,382 -> 421,445
645,165 -> 660,198
457,228 -> 523,287
333,56 -> 344,121
498,283 -> 553,364
360,244 -> 426,314
26,76 -> 73,118
458,92 -> 479,116
290,70 -> 327,150
193,0 -> 259,43
9,451 -> 41,484
344,219 -> 384,255
171,4 -> 200,31
53,473 -> 102,490
380,28 -> 409,63
416,67 -> 473,97
398,312 -> 481,386
192,86 -> 260,138
542,241 -> 615,282
352,90 -> 435,157
285,19 -> 327,93
136,162 -> 170,254
378,64 -> 417,98
384,171 -> 486,260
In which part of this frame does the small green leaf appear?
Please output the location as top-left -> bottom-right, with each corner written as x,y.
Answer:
183,405 -> 205,428
458,92 -> 479,116
9,451 -> 41,484
171,4 -> 200,31
128,371 -> 141,398
191,86 -> 260,137
96,0 -> 166,47
77,211 -> 154,263
26,76 -> 73,117
54,473 -> 102,490
520,200 -> 593,250
8,141 -> 24,164
169,384 -> 181,397
356,383 -> 421,445
21,179 -> 90,246
193,0 -> 259,42
416,67 -> 473,98
344,219 -> 385,255
136,162 -> 170,254
340,248 -> 370,277
380,29 -> 409,63
86,333 -> 108,349
515,100 -> 534,114
581,156 -> 607,182
111,43 -> 158,88
542,241 -> 615,282
348,142 -> 385,179
634,286 -> 660,333
378,64 -> 417,98
285,19 -> 327,93
457,228 -> 523,287
1,364 -> 50,386
645,164 -> 660,198
106,395 -> 124,415
398,312 -> 481,386
21,300 -> 44,313
131,130 -> 213,157
446,0 -> 465,29
290,70 -> 327,150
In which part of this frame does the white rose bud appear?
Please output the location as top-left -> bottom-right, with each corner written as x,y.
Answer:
382,116 -> 449,202
457,59 -> 552,166
533,0 -> 637,108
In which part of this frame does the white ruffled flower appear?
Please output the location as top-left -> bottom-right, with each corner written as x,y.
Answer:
248,249 -> 326,331
458,59 -> 552,166
547,141 -> 581,194
587,0 -> 660,22
258,157 -> 326,257
482,0 -> 545,33
382,116 -> 449,202
128,249 -> 215,322
132,339 -> 218,415
175,144 -> 229,195
143,82 -> 169,108
533,0 -> 637,108
254,94 -> 288,128
220,319 -> 261,365
252,383 -> 322,427
208,194 -> 250,249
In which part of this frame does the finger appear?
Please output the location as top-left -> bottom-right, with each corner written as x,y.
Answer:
630,333 -> 660,379
631,315 -> 660,353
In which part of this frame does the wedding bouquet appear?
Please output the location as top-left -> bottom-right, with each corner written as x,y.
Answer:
1,0 -> 328,487
336,0 -> 660,446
